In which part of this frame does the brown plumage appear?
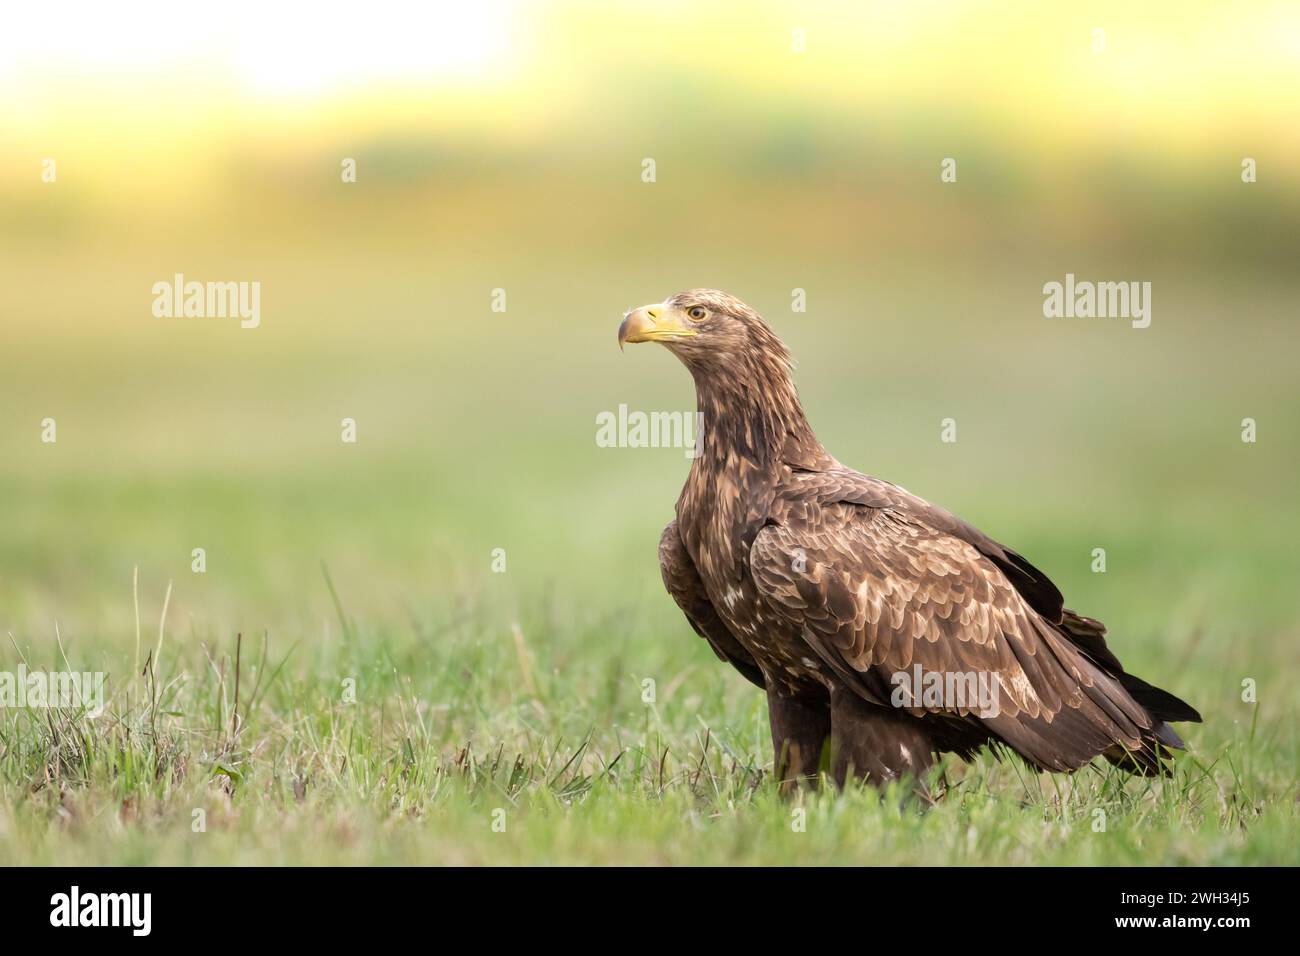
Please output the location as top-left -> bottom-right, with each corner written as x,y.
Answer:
620,289 -> 1200,790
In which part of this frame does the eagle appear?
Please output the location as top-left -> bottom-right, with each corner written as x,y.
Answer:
618,289 -> 1200,790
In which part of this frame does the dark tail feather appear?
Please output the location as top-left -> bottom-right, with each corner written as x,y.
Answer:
1058,609 -> 1202,726
1103,720 -> 1188,776
1104,676 -> 1199,776
1117,672 -> 1202,724
1151,720 -> 1186,750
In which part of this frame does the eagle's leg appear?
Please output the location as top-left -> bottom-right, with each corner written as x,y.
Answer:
767,687 -> 831,791
829,685 -> 935,792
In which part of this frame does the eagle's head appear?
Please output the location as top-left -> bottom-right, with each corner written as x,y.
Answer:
617,289 -> 790,375
619,288 -> 824,465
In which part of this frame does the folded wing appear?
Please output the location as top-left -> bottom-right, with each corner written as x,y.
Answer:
749,497 -> 1171,772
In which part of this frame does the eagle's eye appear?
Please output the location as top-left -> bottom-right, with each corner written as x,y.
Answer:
687,306 -> 708,320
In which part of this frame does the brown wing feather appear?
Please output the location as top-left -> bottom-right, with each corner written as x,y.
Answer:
749,492 -> 1163,773
822,472 -> 1201,728
814,471 -> 1066,623
659,520 -> 765,689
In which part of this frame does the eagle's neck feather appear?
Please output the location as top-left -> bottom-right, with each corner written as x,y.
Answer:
698,374 -> 818,461
684,348 -> 829,506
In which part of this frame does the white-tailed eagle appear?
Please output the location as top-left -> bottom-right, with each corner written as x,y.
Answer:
619,289 -> 1200,789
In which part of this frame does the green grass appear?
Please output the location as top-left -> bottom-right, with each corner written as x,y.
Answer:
0,573 -> 1292,866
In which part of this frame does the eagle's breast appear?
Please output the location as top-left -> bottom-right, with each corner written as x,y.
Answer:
678,466 -> 833,694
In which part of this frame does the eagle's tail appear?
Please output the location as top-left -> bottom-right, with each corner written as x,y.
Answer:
1115,670 -> 1202,725
1060,611 -> 1202,777
1099,679 -> 1201,776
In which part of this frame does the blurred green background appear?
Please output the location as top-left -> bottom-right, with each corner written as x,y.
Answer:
0,1 -> 1296,863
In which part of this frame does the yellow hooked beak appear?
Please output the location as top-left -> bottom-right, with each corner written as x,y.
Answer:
618,303 -> 699,351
